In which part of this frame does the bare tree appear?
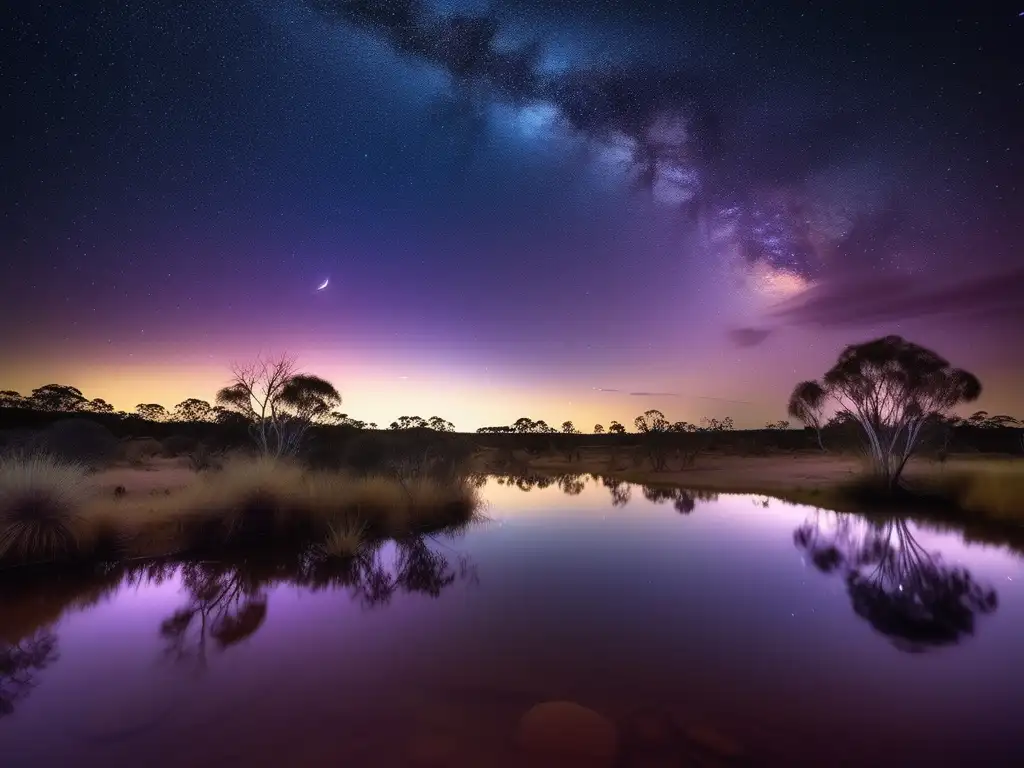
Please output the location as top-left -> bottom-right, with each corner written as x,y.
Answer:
215,355 -> 341,458
788,336 -> 981,488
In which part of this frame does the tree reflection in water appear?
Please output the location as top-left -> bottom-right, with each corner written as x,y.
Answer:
0,629 -> 59,718
150,535 -> 477,672
795,513 -> 999,652
641,485 -> 719,514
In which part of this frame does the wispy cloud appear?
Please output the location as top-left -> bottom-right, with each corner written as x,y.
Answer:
630,391 -> 679,397
728,327 -> 772,348
694,395 -> 752,405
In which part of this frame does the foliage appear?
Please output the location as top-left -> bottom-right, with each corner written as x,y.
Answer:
561,420 -> 578,434
28,385 -> 87,413
593,423 -> 604,434
634,409 -> 670,433
607,420 -> 626,434
0,391 -> 24,409
789,336 -> 981,488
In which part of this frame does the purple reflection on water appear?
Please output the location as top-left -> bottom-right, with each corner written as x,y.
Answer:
2,477 -> 1024,766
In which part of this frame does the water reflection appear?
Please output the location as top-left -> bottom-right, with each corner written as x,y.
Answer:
0,535 -> 476,708
0,630 -> 58,718
640,485 -> 719,514
490,471 -> 722,514
794,513 -> 999,652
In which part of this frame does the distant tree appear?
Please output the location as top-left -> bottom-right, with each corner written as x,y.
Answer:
965,410 -> 1020,429
634,409 -> 670,433
607,420 -> 626,434
512,417 -> 536,433
173,398 -> 214,422
28,384 -> 87,412
135,403 -> 168,422
215,354 -> 341,458
593,423 -> 604,434
561,420 -> 578,434
534,420 -> 556,434
389,416 -> 429,430
765,420 -> 790,430
0,391 -> 24,408
477,425 -> 513,433
669,420 -> 698,432
788,336 -> 981,489
699,416 -> 734,432
84,398 -> 114,414
427,416 -> 455,432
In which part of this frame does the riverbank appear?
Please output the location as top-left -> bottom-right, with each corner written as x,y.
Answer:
0,454 -> 480,568
483,449 -> 1024,524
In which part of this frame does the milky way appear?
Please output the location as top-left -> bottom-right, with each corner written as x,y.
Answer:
2,0 -> 1021,424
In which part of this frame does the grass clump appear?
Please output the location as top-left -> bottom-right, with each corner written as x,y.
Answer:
0,454 -> 92,565
320,516 -> 368,559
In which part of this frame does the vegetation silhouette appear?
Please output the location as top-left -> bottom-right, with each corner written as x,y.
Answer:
788,336 -> 981,489
794,512 -> 998,652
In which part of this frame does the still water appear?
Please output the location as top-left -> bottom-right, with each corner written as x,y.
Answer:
2,475 -> 1023,766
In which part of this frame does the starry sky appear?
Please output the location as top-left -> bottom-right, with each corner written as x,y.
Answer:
3,1 -> 1023,429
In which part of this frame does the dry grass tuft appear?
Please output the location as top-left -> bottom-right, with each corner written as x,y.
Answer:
320,516 -> 368,559
0,454 -> 93,564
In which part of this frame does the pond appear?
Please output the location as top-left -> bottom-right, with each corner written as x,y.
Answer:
2,475 -> 1023,766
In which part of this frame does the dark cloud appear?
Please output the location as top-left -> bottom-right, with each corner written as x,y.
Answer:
728,327 -> 772,347
770,268 -> 1024,328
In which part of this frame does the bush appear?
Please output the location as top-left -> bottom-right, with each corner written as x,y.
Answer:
0,454 -> 91,564
162,434 -> 197,457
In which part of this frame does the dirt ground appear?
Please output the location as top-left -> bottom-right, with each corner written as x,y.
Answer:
90,457 -> 197,496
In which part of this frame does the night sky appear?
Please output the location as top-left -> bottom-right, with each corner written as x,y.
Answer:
3,1 -> 1022,429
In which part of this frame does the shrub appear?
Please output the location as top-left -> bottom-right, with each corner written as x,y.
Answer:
0,454 -> 91,564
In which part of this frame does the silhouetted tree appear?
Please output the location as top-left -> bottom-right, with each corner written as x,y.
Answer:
593,423 -> 604,434
765,420 -> 790,430
561,420 -> 578,434
788,380 -> 828,451
173,398 -> 214,422
634,409 -> 670,433
390,415 -> 429,430
135,403 -> 168,422
28,384 -> 87,412
427,416 -> 455,432
0,391 -> 23,408
85,398 -> 114,414
789,336 -> 981,488
794,512 -> 998,652
699,416 -> 734,431
607,420 -> 626,434
216,355 -> 341,458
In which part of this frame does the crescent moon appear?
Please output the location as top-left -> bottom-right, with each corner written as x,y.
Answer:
316,278 -> 329,291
